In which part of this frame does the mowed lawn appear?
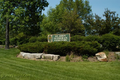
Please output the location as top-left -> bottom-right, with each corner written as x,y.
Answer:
0,48 -> 120,80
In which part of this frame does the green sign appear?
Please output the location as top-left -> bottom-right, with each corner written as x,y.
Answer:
48,33 -> 70,42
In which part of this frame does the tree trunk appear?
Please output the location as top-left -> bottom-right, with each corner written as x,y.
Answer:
5,17 -> 9,49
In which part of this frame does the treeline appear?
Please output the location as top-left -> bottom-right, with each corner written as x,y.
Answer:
0,0 -> 120,48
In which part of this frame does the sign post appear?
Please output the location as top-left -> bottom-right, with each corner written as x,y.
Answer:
48,33 -> 70,42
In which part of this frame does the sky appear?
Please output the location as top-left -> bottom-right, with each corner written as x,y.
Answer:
42,0 -> 120,18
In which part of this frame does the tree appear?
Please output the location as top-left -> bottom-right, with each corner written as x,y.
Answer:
86,9 -> 120,35
17,0 -> 49,36
0,0 -> 49,48
0,0 -> 19,49
41,0 -> 91,36
103,9 -> 120,35
59,10 -> 85,36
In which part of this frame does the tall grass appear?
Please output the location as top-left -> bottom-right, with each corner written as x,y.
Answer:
0,48 -> 120,80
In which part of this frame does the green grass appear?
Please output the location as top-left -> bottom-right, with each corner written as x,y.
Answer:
0,48 -> 120,80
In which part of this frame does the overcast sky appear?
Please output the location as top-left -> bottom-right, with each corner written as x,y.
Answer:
42,0 -> 120,18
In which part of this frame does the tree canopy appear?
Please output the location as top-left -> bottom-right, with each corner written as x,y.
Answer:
0,0 -> 49,48
40,0 -> 92,36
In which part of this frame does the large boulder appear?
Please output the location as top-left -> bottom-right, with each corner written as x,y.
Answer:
53,55 -> 60,61
115,52 -> 120,56
20,52 -> 30,58
30,53 -> 43,59
95,52 -> 108,62
19,52 -> 43,59
19,52 -> 60,61
42,54 -> 60,61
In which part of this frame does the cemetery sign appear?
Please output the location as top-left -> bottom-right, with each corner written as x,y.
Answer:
48,33 -> 70,42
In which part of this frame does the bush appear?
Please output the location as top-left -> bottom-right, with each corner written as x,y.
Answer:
10,37 -> 18,45
84,35 -> 101,43
71,35 -> 85,42
66,55 -> 70,62
18,42 -> 46,53
18,41 -> 100,56
77,41 -> 100,56
101,34 -> 120,51
29,37 -> 37,43
44,42 -> 71,55
29,36 -> 47,43
37,35 -> 47,42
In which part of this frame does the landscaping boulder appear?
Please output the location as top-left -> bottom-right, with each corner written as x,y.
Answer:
19,52 -> 60,61
20,52 -> 30,58
30,53 -> 43,59
19,52 -> 43,59
53,55 -> 60,61
115,52 -> 120,56
95,52 -> 108,62
42,54 -> 60,61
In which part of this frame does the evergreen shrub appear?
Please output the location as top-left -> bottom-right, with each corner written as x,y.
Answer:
18,41 -> 100,56
71,35 -> 85,41
37,35 -> 47,42
29,37 -> 37,43
84,35 -> 101,43
101,34 -> 120,51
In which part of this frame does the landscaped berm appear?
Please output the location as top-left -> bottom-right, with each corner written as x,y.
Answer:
0,48 -> 120,80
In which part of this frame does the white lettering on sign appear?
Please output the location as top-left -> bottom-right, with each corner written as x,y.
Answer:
54,35 -> 68,41
48,33 -> 70,42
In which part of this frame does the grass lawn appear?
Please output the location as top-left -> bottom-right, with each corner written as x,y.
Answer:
0,48 -> 120,80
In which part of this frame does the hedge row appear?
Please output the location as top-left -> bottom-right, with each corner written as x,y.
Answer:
18,41 -> 100,56
71,34 -> 120,51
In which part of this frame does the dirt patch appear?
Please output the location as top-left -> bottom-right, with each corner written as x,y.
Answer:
107,52 -> 116,62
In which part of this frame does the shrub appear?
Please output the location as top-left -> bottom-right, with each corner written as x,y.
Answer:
10,37 -> 18,45
71,35 -> 85,42
66,55 -> 70,62
18,42 -> 46,53
44,42 -> 71,55
101,34 -> 120,51
18,41 -> 100,56
13,33 -> 29,45
29,37 -> 37,43
115,54 -> 120,60
37,35 -> 47,42
78,41 -> 100,56
84,35 -> 101,43
82,54 -> 89,61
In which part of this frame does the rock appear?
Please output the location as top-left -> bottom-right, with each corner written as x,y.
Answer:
15,46 -> 18,48
95,52 -> 108,62
24,53 -> 32,59
53,55 -> 60,61
42,54 -> 54,60
20,52 -> 30,58
30,53 -> 43,59
19,52 -> 60,61
42,54 -> 60,61
115,52 -> 120,56
20,52 -> 43,59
